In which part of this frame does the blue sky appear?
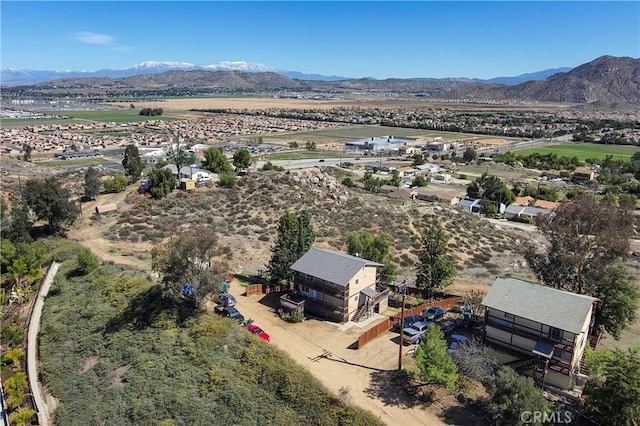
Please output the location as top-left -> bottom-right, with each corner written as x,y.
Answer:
2,1 -> 639,79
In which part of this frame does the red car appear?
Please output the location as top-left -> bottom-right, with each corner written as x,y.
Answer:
245,324 -> 270,342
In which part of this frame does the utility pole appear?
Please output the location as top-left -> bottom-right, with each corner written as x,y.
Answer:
397,279 -> 407,371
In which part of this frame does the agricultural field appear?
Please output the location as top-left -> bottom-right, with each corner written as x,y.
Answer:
2,109 -> 180,125
513,142 -> 640,161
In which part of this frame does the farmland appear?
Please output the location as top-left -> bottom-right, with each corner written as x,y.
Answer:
513,142 -> 640,161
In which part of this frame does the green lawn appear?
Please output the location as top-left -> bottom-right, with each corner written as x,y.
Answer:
513,143 -> 640,161
289,125 -> 483,141
266,151 -> 346,160
55,110 -> 179,123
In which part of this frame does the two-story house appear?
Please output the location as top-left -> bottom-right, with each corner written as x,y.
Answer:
285,248 -> 387,323
482,277 -> 599,390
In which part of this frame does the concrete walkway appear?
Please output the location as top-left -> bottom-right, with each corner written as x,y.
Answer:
27,261 -> 59,426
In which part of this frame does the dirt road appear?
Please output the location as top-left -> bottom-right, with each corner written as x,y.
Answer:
229,279 -> 446,425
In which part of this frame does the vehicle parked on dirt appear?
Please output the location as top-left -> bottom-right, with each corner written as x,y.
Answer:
214,292 -> 237,307
246,324 -> 270,342
402,321 -> 434,345
215,305 -> 245,324
422,306 -> 446,321
393,314 -> 423,331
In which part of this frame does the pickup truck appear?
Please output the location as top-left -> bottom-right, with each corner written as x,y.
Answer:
402,321 -> 433,345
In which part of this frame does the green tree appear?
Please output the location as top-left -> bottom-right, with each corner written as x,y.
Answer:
148,168 -> 176,199
4,370 -> 29,408
485,367 -> 550,426
5,242 -> 44,288
415,219 -> 457,299
413,325 -> 458,392
305,141 -> 317,151
466,173 -> 515,204
387,170 -> 401,187
23,177 -> 77,235
361,172 -> 383,193
268,211 -> 315,285
462,147 -> 478,163
202,147 -> 233,174
151,227 -> 228,307
526,196 -> 636,337
289,141 -> 299,148
2,204 -> 32,244
583,346 -> 640,426
411,175 -> 428,187
102,174 -> 128,193
218,172 -> 237,187
122,145 -> 145,182
412,153 -> 425,166
9,408 -> 36,426
233,148 -> 252,170
84,166 -> 102,200
589,262 -> 639,339
346,231 -> 396,283
77,248 -> 100,275
261,161 -> 284,172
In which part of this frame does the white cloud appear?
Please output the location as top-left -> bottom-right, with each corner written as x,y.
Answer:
72,32 -> 115,45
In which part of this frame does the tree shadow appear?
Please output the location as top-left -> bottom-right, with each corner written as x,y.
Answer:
363,369 -> 418,409
439,403 -> 488,425
103,285 -> 198,333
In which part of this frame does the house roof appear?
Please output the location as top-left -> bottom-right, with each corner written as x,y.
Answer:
482,277 -> 598,334
533,199 -> 560,210
514,196 -> 534,206
457,197 -> 481,208
291,248 -> 383,287
504,204 -> 552,217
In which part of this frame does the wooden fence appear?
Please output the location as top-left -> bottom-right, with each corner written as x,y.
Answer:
244,283 -> 293,297
356,295 -> 463,349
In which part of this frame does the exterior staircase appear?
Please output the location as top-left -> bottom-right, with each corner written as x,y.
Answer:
351,288 -> 391,322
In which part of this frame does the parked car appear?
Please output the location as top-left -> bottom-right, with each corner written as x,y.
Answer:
422,306 -> 446,321
215,306 -> 245,324
393,314 -> 423,331
246,324 -> 270,342
214,293 -> 237,307
402,321 -> 434,345
437,319 -> 456,333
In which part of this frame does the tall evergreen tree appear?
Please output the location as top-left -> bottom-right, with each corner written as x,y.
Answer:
84,166 -> 102,200
268,211 -> 315,285
583,346 -> 640,426
415,218 -> 457,299
122,145 -> 145,182
413,325 -> 458,392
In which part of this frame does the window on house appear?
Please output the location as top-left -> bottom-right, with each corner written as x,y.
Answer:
355,279 -> 359,285
549,327 -> 564,341
353,295 -> 358,302
299,285 -> 308,293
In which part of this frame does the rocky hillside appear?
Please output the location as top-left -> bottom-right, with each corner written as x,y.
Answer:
468,56 -> 640,106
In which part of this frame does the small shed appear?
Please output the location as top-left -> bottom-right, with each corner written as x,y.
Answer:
180,178 -> 196,191
95,203 -> 118,214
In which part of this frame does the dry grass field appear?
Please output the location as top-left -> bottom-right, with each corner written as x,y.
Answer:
112,97 -> 572,112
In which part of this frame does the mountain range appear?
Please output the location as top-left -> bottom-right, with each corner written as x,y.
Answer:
1,60 -> 570,86
2,56 -> 638,107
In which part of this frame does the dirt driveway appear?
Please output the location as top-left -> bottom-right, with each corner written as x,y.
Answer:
228,279 -> 447,426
